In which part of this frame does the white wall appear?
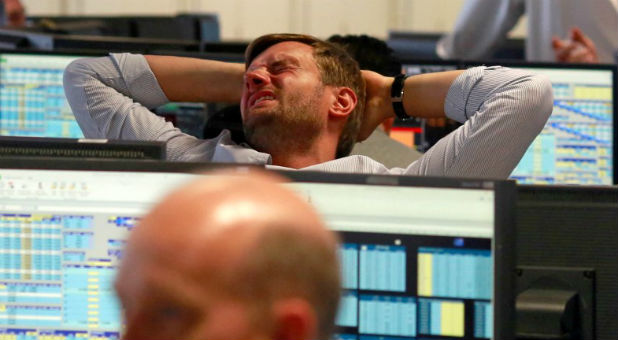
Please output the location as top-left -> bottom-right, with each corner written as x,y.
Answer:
21,0 -> 527,40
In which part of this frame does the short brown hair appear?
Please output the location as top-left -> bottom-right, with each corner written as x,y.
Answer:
232,225 -> 341,339
245,33 -> 366,158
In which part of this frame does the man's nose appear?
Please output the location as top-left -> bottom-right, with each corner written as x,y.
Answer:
245,69 -> 270,90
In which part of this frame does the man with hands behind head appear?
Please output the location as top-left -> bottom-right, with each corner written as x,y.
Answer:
64,33 -> 553,178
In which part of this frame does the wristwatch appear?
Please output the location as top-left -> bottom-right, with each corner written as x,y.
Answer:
390,74 -> 410,120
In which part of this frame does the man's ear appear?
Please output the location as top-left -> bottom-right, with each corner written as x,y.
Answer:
271,298 -> 318,340
329,87 -> 357,119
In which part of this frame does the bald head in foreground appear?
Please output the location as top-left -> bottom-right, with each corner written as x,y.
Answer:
114,172 -> 341,340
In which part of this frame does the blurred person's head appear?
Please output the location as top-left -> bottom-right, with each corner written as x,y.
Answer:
241,34 -> 365,161
115,171 -> 341,340
2,0 -> 26,27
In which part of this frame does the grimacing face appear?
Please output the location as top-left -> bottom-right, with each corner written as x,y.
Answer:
240,41 -> 332,151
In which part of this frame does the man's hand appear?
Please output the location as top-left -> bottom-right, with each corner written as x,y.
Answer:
358,70 -> 394,141
552,27 -> 599,63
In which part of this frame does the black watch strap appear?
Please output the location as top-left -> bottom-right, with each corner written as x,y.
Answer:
390,74 -> 410,120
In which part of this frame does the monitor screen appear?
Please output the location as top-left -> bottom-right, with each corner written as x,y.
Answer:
0,161 -> 515,340
0,53 -> 84,138
464,63 -> 615,185
0,51 -> 239,140
512,66 -> 614,185
287,179 -> 505,339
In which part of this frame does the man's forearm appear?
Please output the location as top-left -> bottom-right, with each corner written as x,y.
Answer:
144,55 -> 245,103
359,69 -> 464,141
401,70 -> 464,119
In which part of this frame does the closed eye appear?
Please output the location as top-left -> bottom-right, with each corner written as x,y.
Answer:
270,60 -> 299,74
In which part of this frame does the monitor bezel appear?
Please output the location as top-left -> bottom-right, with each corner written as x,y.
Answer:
0,157 -> 517,338
516,183 -> 618,339
0,48 -> 106,58
398,57 -> 464,71
0,48 -> 245,63
463,61 -> 618,185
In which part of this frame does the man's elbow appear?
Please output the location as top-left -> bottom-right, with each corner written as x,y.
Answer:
62,58 -> 98,127
63,58 -> 93,93
525,73 -> 554,130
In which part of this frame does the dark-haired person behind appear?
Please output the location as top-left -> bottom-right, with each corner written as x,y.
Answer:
64,33 -> 553,178
327,34 -> 402,77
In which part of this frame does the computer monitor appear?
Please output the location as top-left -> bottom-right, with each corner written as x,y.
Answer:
283,172 -> 516,339
202,41 -> 249,54
387,32 -> 442,60
0,50 -> 241,140
27,16 -> 133,37
465,61 -> 617,185
0,158 -> 516,340
150,50 -> 244,63
388,31 -> 524,61
0,51 -> 90,138
516,184 -> 618,339
28,14 -> 220,43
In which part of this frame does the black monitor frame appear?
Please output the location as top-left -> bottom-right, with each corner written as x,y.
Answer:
0,157 -> 517,339
0,136 -> 166,160
464,61 -> 618,185
0,48 -> 244,64
516,184 -> 618,340
387,31 -> 525,61
0,47 -> 105,58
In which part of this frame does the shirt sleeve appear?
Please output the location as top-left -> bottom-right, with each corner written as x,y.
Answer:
63,53 -> 218,161
436,0 -> 525,59
400,66 -> 554,179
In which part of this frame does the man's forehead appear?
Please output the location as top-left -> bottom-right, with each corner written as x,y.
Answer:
248,41 -> 315,68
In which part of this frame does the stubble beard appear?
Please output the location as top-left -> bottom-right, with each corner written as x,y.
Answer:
243,89 -> 325,155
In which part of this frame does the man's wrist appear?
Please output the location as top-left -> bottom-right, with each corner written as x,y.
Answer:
390,74 -> 410,120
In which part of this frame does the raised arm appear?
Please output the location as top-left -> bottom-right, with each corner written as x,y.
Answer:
144,55 -> 244,103
63,53 -> 245,161
421,67 -> 552,178
362,66 -> 553,178
359,70 -> 463,140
